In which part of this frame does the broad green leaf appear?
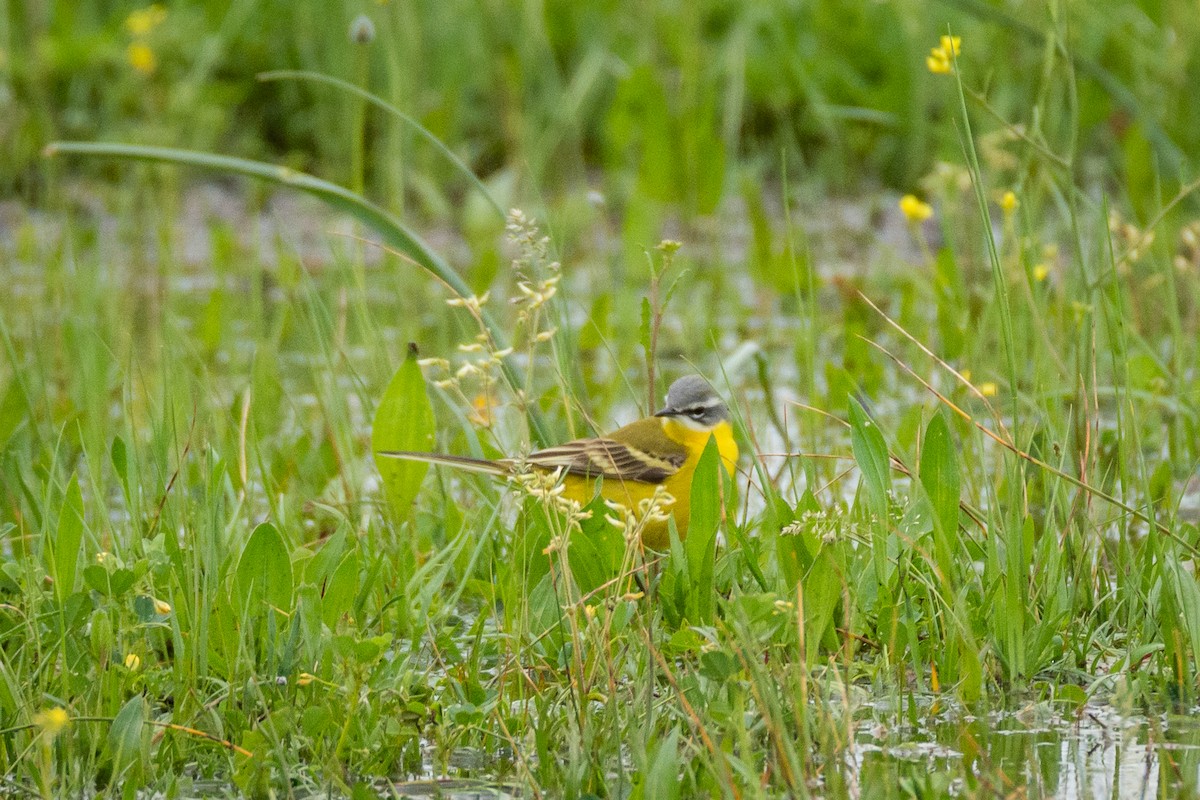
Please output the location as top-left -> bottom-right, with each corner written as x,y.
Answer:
233,727 -> 270,794
921,412 -> 960,582
849,396 -> 892,600
777,490 -> 820,589
699,650 -> 738,682
354,633 -> 392,664
83,565 -> 108,595
1057,684 -> 1087,711
685,436 -> 721,625
305,529 -> 347,586
235,523 -> 294,614
569,493 -> 624,596
107,695 -> 146,777
920,410 -> 960,545
566,530 -> 606,598
301,705 -> 333,738
956,625 -> 984,703
1166,557 -> 1200,659
372,345 -> 436,521
321,551 -> 359,628
666,627 -> 706,655
802,544 -> 844,664
641,727 -> 681,800
848,397 -> 890,520
83,565 -> 135,597
525,572 -> 564,646
50,474 -> 85,603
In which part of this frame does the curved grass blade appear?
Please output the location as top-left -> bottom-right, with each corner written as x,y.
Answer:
257,70 -> 505,220
43,140 -> 551,446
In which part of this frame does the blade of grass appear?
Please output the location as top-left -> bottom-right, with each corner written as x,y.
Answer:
42,141 -> 551,447
861,335 -> 1200,559
256,70 -> 505,220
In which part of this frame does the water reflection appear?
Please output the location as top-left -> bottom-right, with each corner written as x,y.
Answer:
852,703 -> 1200,799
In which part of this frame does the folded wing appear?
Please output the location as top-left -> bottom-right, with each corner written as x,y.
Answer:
526,436 -> 685,484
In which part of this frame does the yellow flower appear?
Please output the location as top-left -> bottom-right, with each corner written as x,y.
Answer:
297,672 -> 315,686
124,653 -> 142,671
1032,263 -> 1050,282
469,393 -> 496,427
979,381 -> 998,397
125,4 -> 167,36
34,707 -> 71,737
899,194 -> 933,224
939,36 -> 962,57
127,42 -> 157,75
927,34 -> 961,75
1000,191 -> 1018,215
926,51 -> 952,74
152,597 -> 172,615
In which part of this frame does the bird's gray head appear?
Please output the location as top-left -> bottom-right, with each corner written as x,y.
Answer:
654,375 -> 730,429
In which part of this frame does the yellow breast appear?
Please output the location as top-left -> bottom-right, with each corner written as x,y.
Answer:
559,419 -> 737,550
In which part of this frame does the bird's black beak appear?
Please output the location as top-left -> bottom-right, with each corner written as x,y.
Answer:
653,406 -> 674,418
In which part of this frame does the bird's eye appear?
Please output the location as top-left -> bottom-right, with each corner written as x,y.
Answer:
687,408 -> 706,419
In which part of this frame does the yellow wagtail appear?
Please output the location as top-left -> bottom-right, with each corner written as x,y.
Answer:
378,375 -> 738,549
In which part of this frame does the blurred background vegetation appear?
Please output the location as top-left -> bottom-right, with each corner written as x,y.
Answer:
6,0 -> 1197,216
6,2 -> 1200,794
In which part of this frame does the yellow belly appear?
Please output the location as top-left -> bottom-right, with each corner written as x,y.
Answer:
559,421 -> 737,550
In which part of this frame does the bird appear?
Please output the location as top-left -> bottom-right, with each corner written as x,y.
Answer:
377,375 -> 738,550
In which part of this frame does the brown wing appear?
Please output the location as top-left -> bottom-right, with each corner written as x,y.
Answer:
525,418 -> 687,484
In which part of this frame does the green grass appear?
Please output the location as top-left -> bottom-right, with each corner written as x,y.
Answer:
4,0 -> 1200,798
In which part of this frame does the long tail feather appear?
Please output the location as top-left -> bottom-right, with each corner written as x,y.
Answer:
375,450 -> 512,477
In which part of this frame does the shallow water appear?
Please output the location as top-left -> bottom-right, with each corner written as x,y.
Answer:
7,188 -> 1199,799
264,701 -> 1199,798
850,700 -> 1200,799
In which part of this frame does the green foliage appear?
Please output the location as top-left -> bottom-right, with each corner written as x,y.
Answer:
5,0 -> 1200,796
105,695 -> 148,785
849,397 -> 891,523
920,409 -> 960,583
661,436 -> 727,628
9,0 -> 1200,206
683,437 -> 722,625
637,727 -> 682,800
48,474 -> 86,604
235,522 -> 294,616
371,345 -> 436,521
